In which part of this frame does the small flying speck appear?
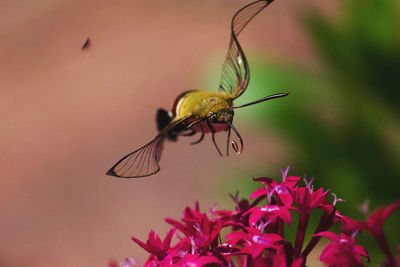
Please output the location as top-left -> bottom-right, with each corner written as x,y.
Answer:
81,37 -> 91,50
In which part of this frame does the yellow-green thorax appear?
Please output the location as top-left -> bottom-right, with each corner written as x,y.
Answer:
172,90 -> 233,120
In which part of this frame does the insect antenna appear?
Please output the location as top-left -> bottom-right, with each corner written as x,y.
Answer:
231,93 -> 288,109
226,121 -> 244,155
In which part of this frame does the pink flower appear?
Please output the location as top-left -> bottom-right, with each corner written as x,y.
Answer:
166,208 -> 222,253
357,200 -> 400,266
289,176 -> 330,258
315,231 -> 370,267
108,260 -> 119,267
302,194 -> 345,259
334,211 -> 359,235
131,228 -> 175,261
289,177 -> 329,215
159,254 -> 221,267
165,202 -> 203,238
244,204 -> 294,227
251,167 -> 301,207
253,249 -> 305,267
120,258 -> 136,267
118,167 -> 398,267
225,226 -> 283,258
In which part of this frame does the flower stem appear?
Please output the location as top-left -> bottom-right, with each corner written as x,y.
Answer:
278,217 -> 284,238
374,230 -> 396,266
293,212 -> 310,258
302,206 -> 336,258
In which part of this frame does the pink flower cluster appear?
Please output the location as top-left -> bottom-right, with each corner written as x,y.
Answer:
114,167 -> 400,267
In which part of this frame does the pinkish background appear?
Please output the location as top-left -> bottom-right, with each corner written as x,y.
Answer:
0,1 -> 333,266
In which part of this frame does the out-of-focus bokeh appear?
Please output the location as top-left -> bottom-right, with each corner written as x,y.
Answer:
0,0 -> 398,266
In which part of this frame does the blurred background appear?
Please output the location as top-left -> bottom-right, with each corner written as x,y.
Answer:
0,0 -> 399,266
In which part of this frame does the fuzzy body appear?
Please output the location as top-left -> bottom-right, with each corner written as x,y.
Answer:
170,90 -> 234,133
173,90 -> 233,120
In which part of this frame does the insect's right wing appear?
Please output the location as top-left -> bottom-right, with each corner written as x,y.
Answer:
106,116 -> 191,178
218,0 -> 274,99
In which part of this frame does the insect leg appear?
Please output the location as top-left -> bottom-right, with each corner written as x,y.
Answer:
226,126 -> 231,156
191,122 -> 205,145
179,128 -> 196,136
183,118 -> 205,144
206,120 -> 222,156
186,118 -> 203,129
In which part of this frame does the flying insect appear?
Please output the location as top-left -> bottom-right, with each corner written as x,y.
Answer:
106,0 -> 288,178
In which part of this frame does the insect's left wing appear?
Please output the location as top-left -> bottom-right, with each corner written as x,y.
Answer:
218,0 -> 274,99
106,116 -> 191,178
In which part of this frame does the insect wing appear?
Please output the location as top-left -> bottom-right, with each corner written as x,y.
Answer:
218,0 -> 273,99
106,136 -> 165,178
106,116 -> 191,178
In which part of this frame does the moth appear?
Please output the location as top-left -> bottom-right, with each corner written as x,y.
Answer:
107,0 -> 287,178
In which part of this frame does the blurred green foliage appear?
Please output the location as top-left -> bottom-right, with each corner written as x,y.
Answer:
235,0 -> 400,205
211,0 -> 400,264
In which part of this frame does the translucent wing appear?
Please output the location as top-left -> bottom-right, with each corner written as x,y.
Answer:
218,0 -> 274,99
106,116 -> 191,178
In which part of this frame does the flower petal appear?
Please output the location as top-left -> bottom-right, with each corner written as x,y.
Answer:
162,228 -> 175,252
249,187 -> 267,200
314,231 -> 339,241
